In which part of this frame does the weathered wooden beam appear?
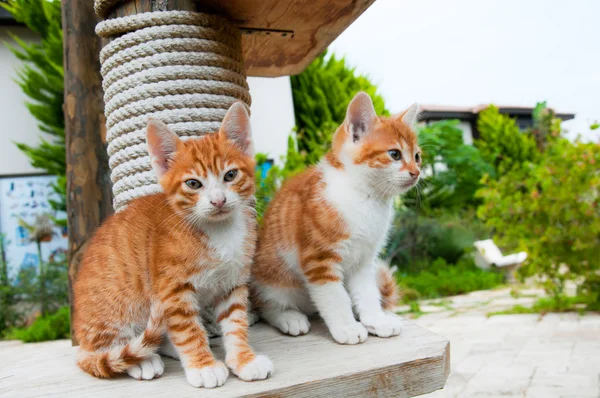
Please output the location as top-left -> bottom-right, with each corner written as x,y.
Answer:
62,0 -> 114,345
99,0 -> 376,77
0,320 -> 450,397
107,0 -> 200,19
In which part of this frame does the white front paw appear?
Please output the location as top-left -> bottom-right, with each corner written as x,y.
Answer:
329,321 -> 368,345
274,311 -> 311,336
235,355 -> 274,381
127,354 -> 164,380
361,313 -> 403,338
184,361 -> 229,388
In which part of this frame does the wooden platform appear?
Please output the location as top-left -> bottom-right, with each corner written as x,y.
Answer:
103,0 -> 377,77
0,320 -> 449,397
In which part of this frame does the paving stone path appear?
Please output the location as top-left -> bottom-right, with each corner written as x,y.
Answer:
412,288 -> 600,398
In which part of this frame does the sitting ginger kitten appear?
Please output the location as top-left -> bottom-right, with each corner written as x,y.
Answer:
73,103 -> 273,388
252,92 -> 419,344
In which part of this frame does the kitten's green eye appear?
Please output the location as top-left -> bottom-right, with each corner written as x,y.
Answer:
185,179 -> 202,189
415,152 -> 421,163
224,169 -> 238,182
388,149 -> 402,161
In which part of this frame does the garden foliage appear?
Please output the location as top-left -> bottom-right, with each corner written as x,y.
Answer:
411,120 -> 494,210
477,137 -> 600,308
1,1 -> 69,340
0,234 -> 68,339
475,105 -> 539,173
397,257 -> 504,301
5,306 -> 70,342
1,0 -> 66,223
0,235 -> 18,337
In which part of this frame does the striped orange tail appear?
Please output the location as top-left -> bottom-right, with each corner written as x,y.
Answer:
76,305 -> 165,379
376,260 -> 400,311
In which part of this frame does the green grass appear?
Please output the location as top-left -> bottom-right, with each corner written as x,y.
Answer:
396,301 -> 425,318
5,306 -> 70,342
426,299 -> 454,309
397,257 -> 505,301
487,296 -> 590,317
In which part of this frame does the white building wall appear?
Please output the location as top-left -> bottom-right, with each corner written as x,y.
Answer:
458,121 -> 474,145
0,26 -> 46,176
247,76 -> 295,165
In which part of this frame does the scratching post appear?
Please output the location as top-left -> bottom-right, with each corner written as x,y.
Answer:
95,5 -> 250,211
94,4 -> 254,334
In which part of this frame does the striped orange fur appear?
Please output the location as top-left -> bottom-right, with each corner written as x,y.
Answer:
73,103 -> 273,388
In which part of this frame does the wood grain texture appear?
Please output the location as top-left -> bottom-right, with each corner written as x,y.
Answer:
0,320 -> 449,397
107,0 -> 199,18
102,0 -> 377,77
62,0 -> 114,345
202,0 -> 377,76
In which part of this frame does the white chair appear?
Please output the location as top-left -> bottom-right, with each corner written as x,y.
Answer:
473,239 -> 527,283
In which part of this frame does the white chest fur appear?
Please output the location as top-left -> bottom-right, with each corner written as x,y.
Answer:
192,210 -> 249,304
204,211 -> 248,264
321,165 -> 394,269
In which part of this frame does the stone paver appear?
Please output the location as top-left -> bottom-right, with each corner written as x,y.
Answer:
413,288 -> 600,398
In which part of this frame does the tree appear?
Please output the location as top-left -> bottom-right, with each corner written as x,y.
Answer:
290,51 -> 389,165
475,105 -> 539,173
1,0 -> 66,224
476,103 -> 600,308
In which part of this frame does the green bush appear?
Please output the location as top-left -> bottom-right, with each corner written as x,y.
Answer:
475,105 -> 539,173
0,283 -> 18,338
386,208 -> 490,271
426,224 -> 473,264
412,120 -> 494,211
0,235 -> 18,337
397,257 -> 504,300
6,306 -> 70,342
477,138 -> 600,308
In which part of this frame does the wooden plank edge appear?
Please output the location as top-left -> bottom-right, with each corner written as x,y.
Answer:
242,340 -> 451,398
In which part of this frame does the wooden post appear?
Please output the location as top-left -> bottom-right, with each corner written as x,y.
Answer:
62,0 -> 114,344
107,0 -> 199,19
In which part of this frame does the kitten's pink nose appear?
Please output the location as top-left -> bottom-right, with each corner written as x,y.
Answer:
210,198 -> 226,209
409,170 -> 420,179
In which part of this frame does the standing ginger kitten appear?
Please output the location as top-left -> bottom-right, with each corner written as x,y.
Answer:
252,92 -> 420,344
73,103 -> 273,388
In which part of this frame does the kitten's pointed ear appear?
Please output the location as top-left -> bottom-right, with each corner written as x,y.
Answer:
219,102 -> 253,156
147,118 -> 181,178
399,103 -> 420,127
345,91 -> 379,143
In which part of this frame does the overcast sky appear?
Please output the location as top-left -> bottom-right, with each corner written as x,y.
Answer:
329,0 -> 599,142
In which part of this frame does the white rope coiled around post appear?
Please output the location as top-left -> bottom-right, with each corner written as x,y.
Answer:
96,11 -> 250,211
